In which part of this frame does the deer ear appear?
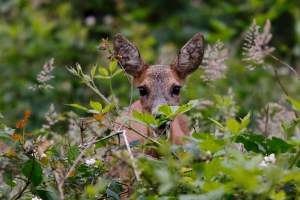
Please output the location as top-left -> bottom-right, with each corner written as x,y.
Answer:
114,33 -> 147,78
172,33 -> 204,78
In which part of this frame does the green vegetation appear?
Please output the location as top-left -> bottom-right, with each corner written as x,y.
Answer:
1,0 -> 300,199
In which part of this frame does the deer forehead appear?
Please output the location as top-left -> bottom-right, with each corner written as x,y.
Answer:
135,65 -> 183,89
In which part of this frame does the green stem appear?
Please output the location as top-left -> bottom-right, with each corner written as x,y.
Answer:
288,147 -> 300,169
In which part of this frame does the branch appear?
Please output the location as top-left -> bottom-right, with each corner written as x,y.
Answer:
122,130 -> 141,181
267,52 -> 300,80
271,65 -> 299,118
14,157 -> 35,200
263,104 -> 269,138
58,142 -> 94,199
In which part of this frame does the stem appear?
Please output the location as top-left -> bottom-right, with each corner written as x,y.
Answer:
288,148 -> 300,169
271,65 -> 299,118
14,156 -> 35,200
122,130 -> 141,181
263,104 -> 269,138
267,53 -> 300,80
58,142 -> 93,199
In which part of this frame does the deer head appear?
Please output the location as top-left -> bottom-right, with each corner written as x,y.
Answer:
114,33 -> 204,134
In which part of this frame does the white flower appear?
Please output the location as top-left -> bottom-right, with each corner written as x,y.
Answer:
32,197 -> 42,200
258,160 -> 268,167
41,153 -> 47,158
268,153 -> 276,164
85,158 -> 96,166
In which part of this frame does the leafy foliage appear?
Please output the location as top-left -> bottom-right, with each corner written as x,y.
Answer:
1,2 -> 300,199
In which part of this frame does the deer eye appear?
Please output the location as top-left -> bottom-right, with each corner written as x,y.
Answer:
172,86 -> 181,95
138,87 -> 147,96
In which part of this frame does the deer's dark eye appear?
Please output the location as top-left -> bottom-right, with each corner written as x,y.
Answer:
138,87 -> 147,96
172,86 -> 181,95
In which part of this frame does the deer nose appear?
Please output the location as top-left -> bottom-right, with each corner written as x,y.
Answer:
155,114 -> 162,119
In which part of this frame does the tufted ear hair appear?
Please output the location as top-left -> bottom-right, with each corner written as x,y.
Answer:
114,33 -> 147,78
172,33 -> 204,79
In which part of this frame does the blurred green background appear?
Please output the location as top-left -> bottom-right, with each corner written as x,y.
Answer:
1,0 -> 300,130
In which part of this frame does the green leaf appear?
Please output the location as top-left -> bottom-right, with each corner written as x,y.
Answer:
94,75 -> 107,79
22,159 -> 43,186
224,96 -> 231,107
173,100 -> 201,117
66,143 -> 80,164
132,110 -> 155,125
106,188 -> 121,200
266,137 -> 296,154
90,100 -> 102,111
158,105 -> 172,116
199,139 -> 222,153
208,117 -> 226,132
112,69 -> 124,77
240,112 -> 251,130
94,139 -> 108,150
91,65 -> 97,79
102,103 -> 115,113
192,132 -> 215,140
226,119 -> 240,135
36,189 -> 61,200
287,97 -> 300,113
120,116 -> 149,127
5,180 -> 17,188
235,133 -> 266,153
214,94 -> 223,105
109,59 -> 117,72
65,103 -> 88,111
98,67 -> 108,76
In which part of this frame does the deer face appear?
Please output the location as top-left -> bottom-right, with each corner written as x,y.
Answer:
133,65 -> 183,114
114,33 -> 204,115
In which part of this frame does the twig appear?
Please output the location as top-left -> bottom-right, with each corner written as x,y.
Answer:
263,104 -> 269,138
122,130 -> 141,181
58,142 -> 94,199
267,52 -> 300,80
271,65 -> 299,118
288,148 -> 300,169
14,157 -> 35,200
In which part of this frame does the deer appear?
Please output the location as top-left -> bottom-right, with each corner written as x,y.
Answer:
113,33 -> 204,157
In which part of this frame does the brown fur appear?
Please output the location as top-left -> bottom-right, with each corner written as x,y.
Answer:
113,33 -> 204,152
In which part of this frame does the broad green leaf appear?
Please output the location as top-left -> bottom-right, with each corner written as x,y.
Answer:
226,119 -> 240,135
266,137 -> 296,154
158,105 -> 172,116
66,143 -> 80,164
120,116 -> 149,127
199,139 -> 222,153
173,100 -> 201,117
65,103 -> 88,111
192,132 -> 215,140
22,159 -> 43,186
90,100 -> 102,111
208,117 -> 226,132
102,103 -> 115,113
132,110 -> 155,125
287,97 -> 300,113
91,65 -> 97,79
94,139 -> 108,150
106,188 -> 121,200
235,133 -> 265,153
36,189 -> 61,200
112,69 -> 124,77
98,67 -> 109,76
5,180 -> 17,188
109,59 -> 117,72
